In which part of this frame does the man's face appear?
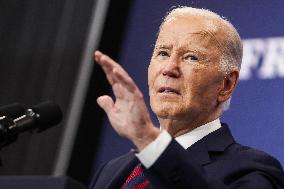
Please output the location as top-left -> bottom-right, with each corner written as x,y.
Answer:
148,16 -> 226,123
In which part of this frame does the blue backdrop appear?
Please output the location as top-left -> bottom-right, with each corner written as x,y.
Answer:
94,0 -> 284,169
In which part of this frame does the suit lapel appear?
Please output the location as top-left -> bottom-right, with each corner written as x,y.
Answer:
205,124 -> 235,152
105,124 -> 235,189
186,139 -> 211,165
186,124 -> 235,166
106,151 -> 139,189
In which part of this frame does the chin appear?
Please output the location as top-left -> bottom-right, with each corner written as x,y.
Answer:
151,102 -> 185,119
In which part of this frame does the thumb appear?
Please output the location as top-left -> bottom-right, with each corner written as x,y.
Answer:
97,95 -> 114,114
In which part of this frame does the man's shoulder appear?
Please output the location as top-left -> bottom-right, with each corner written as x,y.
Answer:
226,142 -> 283,170
101,151 -> 136,171
216,123 -> 282,169
202,124 -> 284,182
89,151 -> 136,189
201,132 -> 284,185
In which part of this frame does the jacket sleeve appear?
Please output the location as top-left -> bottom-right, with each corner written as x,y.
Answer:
143,140 -> 284,189
89,162 -> 107,189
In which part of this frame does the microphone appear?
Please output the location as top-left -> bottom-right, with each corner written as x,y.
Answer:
0,101 -> 63,148
0,103 -> 25,119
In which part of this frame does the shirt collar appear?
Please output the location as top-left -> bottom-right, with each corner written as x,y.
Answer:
175,118 -> 221,149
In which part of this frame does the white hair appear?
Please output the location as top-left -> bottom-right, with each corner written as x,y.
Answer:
161,7 -> 243,110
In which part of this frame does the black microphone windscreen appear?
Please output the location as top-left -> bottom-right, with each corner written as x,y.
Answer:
32,101 -> 63,132
0,103 -> 25,119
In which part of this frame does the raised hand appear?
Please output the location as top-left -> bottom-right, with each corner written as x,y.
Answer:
94,51 -> 160,151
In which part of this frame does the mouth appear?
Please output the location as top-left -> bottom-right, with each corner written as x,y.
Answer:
158,87 -> 180,95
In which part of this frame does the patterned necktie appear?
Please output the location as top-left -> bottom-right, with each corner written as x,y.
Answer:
121,163 -> 150,189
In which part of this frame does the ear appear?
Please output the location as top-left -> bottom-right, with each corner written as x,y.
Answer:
218,70 -> 239,103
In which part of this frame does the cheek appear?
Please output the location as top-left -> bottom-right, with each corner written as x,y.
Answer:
148,62 -> 160,92
182,69 -> 220,101
147,64 -> 154,88
182,70 -> 202,97
188,75 -> 222,104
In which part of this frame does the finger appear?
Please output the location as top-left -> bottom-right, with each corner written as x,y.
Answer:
95,52 -> 118,71
112,68 -> 137,93
97,95 -> 115,114
96,51 -> 129,77
95,54 -> 116,84
112,83 -> 124,99
94,51 -> 121,85
94,50 -> 103,62
97,56 -> 114,76
95,51 -> 136,90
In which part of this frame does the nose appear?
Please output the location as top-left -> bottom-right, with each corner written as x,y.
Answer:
162,57 -> 181,78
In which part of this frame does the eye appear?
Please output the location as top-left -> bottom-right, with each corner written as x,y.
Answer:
157,50 -> 169,57
184,54 -> 198,62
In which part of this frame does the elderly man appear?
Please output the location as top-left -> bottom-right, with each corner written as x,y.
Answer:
90,7 -> 284,189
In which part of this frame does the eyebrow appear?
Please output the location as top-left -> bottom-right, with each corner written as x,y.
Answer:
154,44 -> 173,50
155,43 -> 203,54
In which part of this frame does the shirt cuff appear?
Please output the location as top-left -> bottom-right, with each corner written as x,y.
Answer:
135,130 -> 172,168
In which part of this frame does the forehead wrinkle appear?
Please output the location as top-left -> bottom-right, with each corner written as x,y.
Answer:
156,27 -> 224,58
160,15 -> 224,47
158,28 -> 222,48
191,30 -> 223,50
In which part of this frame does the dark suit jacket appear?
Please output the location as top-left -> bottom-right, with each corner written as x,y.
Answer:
90,124 -> 284,188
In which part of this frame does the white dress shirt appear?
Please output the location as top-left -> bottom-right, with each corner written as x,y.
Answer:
136,119 -> 222,168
